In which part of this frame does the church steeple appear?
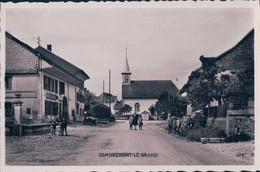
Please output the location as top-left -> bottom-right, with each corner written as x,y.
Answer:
121,46 -> 131,85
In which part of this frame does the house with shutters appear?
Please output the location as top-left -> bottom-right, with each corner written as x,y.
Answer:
5,32 -> 89,124
121,50 -> 179,120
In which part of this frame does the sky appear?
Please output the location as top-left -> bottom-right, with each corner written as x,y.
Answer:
6,7 -> 254,99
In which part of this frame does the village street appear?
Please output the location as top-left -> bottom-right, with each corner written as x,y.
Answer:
5,120 -> 253,166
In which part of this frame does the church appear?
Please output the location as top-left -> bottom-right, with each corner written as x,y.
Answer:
121,50 -> 179,120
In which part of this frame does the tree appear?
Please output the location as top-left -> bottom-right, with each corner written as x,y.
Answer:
93,104 -> 111,118
186,56 -> 218,112
84,88 -> 99,113
155,92 -> 188,118
120,104 -> 132,114
215,69 -> 254,110
185,55 -> 254,113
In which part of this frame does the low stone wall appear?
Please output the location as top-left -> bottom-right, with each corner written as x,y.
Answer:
6,123 -> 51,136
207,117 -> 226,130
227,110 -> 254,139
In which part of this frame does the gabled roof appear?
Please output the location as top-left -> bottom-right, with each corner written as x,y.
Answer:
6,31 -> 38,57
122,80 -> 179,99
141,110 -> 150,114
215,29 -> 254,61
35,46 -> 89,82
39,67 -> 83,85
6,31 -> 90,83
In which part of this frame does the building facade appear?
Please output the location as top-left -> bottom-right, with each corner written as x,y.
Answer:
5,32 -> 89,124
121,53 -> 179,119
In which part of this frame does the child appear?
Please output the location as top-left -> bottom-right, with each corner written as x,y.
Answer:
50,117 -> 57,135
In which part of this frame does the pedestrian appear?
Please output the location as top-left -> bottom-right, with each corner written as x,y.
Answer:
167,114 -> 173,134
133,114 -> 138,130
60,117 -> 68,136
50,116 -> 57,135
138,115 -> 143,130
176,117 -> 180,133
172,116 -> 177,133
129,115 -> 134,130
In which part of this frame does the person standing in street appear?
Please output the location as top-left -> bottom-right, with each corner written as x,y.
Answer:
129,115 -> 134,130
172,116 -> 177,133
60,117 -> 68,136
138,115 -> 143,130
167,113 -> 173,134
50,116 -> 57,135
133,114 -> 138,130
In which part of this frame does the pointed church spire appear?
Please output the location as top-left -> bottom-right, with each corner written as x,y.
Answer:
122,45 -> 132,85
123,45 -> 131,73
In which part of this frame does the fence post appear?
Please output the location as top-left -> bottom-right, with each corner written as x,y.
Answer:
226,110 -> 230,137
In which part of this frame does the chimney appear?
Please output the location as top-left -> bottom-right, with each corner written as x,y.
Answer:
47,44 -> 52,52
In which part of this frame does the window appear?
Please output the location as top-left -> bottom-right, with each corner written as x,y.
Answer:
44,76 -> 48,90
76,103 -> 79,114
135,103 -> 140,112
77,93 -> 84,103
59,103 -> 62,115
26,108 -> 31,114
5,102 -> 13,116
54,80 -> 58,94
45,101 -> 58,115
44,75 -> 57,93
125,75 -> 128,83
49,78 -> 54,92
5,76 -> 12,89
59,82 -> 65,95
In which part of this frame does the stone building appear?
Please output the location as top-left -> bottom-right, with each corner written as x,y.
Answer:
5,32 -> 89,124
121,52 -> 179,119
181,29 -> 254,117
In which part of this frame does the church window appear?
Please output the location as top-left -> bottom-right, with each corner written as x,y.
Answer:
125,75 -> 128,83
135,103 -> 140,112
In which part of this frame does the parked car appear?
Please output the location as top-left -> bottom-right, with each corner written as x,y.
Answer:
109,115 -> 115,122
83,116 -> 97,125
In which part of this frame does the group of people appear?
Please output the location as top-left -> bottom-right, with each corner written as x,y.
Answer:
167,114 -> 196,134
129,114 -> 143,130
167,114 -> 180,134
50,116 -> 68,136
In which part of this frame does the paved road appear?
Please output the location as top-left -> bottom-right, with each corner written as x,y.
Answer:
59,120 -> 243,165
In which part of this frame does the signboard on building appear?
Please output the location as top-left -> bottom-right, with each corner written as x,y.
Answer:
46,93 -> 58,100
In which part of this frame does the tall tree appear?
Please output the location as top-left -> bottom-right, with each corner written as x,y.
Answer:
155,92 -> 187,117
186,56 -> 218,111
84,88 -> 99,112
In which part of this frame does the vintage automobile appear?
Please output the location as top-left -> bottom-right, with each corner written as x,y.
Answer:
83,116 -> 97,125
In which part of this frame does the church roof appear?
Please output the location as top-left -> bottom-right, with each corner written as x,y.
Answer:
122,80 -> 179,99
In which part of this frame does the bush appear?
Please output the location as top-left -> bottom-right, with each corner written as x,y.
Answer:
227,132 -> 251,142
149,116 -> 154,120
93,104 -> 111,118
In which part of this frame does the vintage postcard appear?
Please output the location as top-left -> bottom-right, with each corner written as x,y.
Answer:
0,2 -> 259,172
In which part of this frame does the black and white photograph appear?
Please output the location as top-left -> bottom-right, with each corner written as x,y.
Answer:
0,2 -> 258,170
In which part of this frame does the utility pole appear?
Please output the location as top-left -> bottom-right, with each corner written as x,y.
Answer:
37,36 -> 41,46
109,69 -> 111,114
103,80 -> 105,105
